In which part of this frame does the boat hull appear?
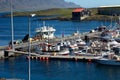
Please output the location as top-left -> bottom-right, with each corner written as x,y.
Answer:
95,59 -> 120,66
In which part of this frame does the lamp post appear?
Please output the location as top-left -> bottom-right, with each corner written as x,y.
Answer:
10,0 -> 14,50
28,14 -> 36,80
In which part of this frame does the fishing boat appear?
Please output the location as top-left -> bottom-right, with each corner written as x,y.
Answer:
75,38 -> 86,46
74,45 -> 96,56
57,48 -> 69,55
95,53 -> 120,66
35,21 -> 56,39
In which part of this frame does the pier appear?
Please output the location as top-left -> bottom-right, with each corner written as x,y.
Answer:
28,55 -> 95,62
11,32 -> 101,49
4,50 -> 96,62
1,48 -> 96,62
0,32 -> 101,59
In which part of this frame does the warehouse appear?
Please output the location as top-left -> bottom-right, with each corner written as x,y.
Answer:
98,5 -> 120,16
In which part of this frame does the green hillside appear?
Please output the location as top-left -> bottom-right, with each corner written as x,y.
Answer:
6,8 -> 119,21
14,8 -> 74,18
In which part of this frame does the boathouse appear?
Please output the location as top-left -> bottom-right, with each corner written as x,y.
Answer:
72,8 -> 90,21
98,5 -> 120,16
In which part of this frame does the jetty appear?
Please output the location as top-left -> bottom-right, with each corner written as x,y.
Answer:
4,49 -> 97,62
0,31 -> 101,59
10,32 -> 102,49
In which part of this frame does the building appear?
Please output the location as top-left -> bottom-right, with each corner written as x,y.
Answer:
98,5 -> 120,16
72,8 -> 90,21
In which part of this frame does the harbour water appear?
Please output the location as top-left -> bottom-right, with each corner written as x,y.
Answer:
0,16 -> 119,80
0,55 -> 120,80
0,16 -> 111,46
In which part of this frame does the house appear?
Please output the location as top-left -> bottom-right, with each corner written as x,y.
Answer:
72,8 -> 90,21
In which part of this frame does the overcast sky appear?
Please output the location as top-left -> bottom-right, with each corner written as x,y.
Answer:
65,0 -> 120,8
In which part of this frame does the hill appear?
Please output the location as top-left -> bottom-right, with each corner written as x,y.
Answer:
0,0 -> 79,12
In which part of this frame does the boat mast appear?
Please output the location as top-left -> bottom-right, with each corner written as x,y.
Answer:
10,0 -> 14,50
28,15 -> 31,80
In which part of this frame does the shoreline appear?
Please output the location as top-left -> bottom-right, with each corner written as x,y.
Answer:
2,15 -> 119,21
38,15 -> 120,21
1,8 -> 119,22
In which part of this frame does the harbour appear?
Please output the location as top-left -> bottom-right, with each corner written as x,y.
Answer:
0,15 -> 120,80
0,0 -> 120,79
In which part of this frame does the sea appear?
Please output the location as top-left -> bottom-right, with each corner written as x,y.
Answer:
0,15 -> 120,80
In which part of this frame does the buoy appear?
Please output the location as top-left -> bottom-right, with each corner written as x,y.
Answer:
42,57 -> 45,60
35,57 -> 38,60
46,57 -> 49,60
31,56 -> 34,59
88,59 -> 92,62
39,57 -> 42,60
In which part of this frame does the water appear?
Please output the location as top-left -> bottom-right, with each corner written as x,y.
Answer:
0,16 -> 112,46
0,55 -> 120,80
0,16 -> 119,80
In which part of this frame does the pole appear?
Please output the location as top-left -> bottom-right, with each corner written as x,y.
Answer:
28,16 -> 31,80
10,0 -> 14,50
28,14 -> 36,80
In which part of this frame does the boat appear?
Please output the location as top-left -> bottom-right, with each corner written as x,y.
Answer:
74,46 -> 96,56
95,53 -> 120,66
75,38 -> 86,46
35,21 -> 56,39
57,48 -> 69,55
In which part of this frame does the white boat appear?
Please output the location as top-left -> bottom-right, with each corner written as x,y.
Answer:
95,54 -> 120,66
75,38 -> 86,46
74,48 -> 95,56
58,48 -> 69,55
107,39 -> 120,46
35,22 -> 56,39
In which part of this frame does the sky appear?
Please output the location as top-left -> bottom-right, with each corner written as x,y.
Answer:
65,0 -> 120,8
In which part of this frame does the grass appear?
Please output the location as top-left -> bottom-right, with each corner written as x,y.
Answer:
13,8 -> 74,18
7,8 -> 119,21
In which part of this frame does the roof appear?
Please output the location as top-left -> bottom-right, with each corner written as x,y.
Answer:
73,8 -> 84,12
99,5 -> 120,8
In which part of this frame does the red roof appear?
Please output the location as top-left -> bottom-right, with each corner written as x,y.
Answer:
73,8 -> 84,12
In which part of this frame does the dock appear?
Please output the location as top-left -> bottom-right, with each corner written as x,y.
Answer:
10,32 -> 101,49
0,31 -> 101,60
4,50 -> 96,62
27,54 -> 96,62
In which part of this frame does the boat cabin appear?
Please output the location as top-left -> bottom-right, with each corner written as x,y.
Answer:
35,22 -> 56,39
